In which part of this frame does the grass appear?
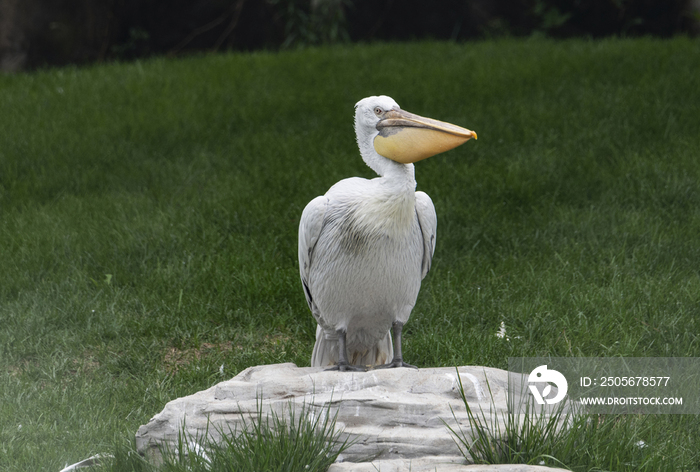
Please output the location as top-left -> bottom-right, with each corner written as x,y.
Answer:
101,400 -> 350,472
0,37 -> 699,470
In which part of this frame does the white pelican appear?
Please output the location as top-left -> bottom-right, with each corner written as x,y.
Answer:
299,95 -> 476,371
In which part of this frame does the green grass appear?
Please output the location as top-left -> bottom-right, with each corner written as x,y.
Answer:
101,400 -> 350,472
1,37 -> 699,471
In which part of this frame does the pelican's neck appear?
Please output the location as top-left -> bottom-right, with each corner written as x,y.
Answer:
349,147 -> 417,237
379,158 -> 416,196
359,142 -> 416,188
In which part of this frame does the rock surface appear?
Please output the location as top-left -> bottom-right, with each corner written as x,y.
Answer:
135,363 -> 566,472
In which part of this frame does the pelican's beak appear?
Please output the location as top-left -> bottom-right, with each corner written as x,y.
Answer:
373,108 -> 477,164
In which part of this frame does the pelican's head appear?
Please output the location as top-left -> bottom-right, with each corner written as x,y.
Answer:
354,95 -> 476,174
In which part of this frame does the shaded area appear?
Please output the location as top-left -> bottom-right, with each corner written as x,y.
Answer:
1,0 -> 698,71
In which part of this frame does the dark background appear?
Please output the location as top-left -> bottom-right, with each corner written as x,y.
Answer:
1,0 -> 698,72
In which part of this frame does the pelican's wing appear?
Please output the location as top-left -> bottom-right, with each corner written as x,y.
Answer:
298,195 -> 329,313
415,191 -> 437,279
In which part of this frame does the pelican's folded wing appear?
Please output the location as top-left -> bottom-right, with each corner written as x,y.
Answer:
415,191 -> 437,279
298,195 -> 329,314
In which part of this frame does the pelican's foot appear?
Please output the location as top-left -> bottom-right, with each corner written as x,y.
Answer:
324,363 -> 367,372
374,359 -> 418,370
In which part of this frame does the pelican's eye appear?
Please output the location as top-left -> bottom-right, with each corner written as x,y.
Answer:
374,107 -> 383,116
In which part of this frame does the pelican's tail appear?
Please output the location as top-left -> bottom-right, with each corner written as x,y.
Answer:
311,324 -> 393,368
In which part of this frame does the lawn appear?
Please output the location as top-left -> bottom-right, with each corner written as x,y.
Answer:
1,37 -> 699,471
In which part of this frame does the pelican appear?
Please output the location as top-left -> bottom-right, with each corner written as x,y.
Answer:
299,95 -> 476,371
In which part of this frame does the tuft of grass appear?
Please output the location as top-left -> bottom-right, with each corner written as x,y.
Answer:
99,400 -> 350,472
447,369 -> 696,470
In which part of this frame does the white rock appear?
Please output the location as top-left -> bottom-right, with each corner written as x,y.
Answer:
135,363 -> 567,472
